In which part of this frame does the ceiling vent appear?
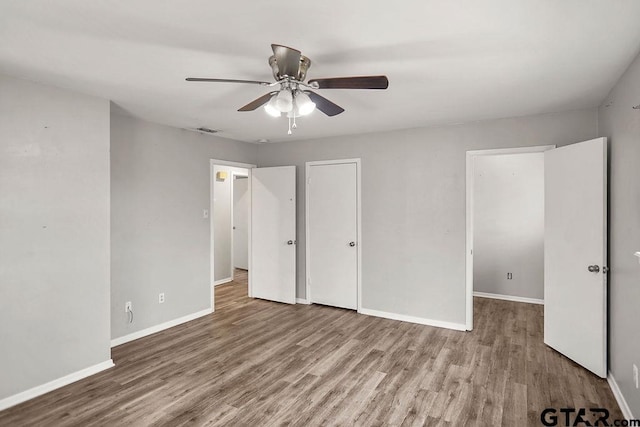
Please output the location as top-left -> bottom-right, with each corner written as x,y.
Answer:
196,127 -> 219,134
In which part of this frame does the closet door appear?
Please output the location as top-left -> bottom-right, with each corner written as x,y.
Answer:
307,160 -> 359,310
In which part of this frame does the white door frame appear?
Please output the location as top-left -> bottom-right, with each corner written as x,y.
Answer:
305,158 -> 362,311
210,159 -> 256,312
465,145 -> 554,330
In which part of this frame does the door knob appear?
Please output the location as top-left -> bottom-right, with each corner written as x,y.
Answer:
587,265 -> 600,273
349,241 -> 356,247
287,240 -> 294,245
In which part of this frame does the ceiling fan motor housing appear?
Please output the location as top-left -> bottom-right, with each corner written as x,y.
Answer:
269,54 -> 311,81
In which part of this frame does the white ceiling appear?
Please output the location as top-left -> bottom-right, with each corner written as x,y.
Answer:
2,1 -> 640,143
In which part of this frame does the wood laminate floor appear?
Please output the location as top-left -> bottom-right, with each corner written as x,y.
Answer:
0,270 -> 622,426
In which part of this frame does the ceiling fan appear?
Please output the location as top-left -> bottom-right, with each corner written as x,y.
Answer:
186,44 -> 389,134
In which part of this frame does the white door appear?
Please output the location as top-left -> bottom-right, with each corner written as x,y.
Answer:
544,137 -> 607,378
250,166 -> 296,304
307,161 -> 358,310
233,176 -> 249,270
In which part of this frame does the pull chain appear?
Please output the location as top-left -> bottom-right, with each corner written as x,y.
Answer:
288,116 -> 292,135
292,114 -> 297,129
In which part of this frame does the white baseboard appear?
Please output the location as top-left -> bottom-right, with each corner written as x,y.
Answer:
0,359 -> 114,411
607,371 -> 635,420
296,298 -> 310,304
213,278 -> 233,286
473,291 -> 544,305
358,308 -> 467,331
111,308 -> 213,347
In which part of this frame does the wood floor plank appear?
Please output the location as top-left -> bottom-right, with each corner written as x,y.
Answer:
0,271 -> 624,426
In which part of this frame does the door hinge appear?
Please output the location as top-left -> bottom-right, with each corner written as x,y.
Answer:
602,266 -> 609,274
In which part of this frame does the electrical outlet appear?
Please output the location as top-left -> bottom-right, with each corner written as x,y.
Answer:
159,293 -> 165,304
125,301 -> 132,313
633,364 -> 638,389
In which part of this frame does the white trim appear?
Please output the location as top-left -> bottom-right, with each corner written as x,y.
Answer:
247,169 -> 253,298
607,371 -> 635,420
465,145 -> 555,331
0,359 -> 114,411
359,308 -> 466,331
356,159 -> 362,313
601,139 -> 609,380
210,159 -> 256,311
305,163 -> 309,303
466,145 -> 556,156
473,291 -> 544,305
111,308 -> 212,347
296,298 -> 310,305
465,153 -> 474,331
305,158 -> 362,311
213,278 -> 233,286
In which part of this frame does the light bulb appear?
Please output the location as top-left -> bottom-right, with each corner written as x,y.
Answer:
274,89 -> 293,112
264,96 -> 281,117
295,91 -> 316,116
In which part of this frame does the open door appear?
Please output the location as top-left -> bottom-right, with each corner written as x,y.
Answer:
250,166 -> 296,304
544,137 -> 607,378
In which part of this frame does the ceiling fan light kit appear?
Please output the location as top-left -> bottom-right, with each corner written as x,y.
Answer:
265,87 -> 317,134
186,44 -> 389,135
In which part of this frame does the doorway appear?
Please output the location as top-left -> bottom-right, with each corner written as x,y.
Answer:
465,139 -> 608,378
471,151 -> 546,304
305,159 -> 361,310
210,159 -> 255,309
465,145 -> 554,329
211,161 -> 298,309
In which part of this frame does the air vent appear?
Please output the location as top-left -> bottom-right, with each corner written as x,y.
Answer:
196,127 -> 219,134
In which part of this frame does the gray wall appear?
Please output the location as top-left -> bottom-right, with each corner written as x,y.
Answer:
213,165 -> 249,282
598,50 -> 640,416
0,74 -> 111,399
473,153 -> 545,300
110,115 -> 257,340
258,109 -> 597,325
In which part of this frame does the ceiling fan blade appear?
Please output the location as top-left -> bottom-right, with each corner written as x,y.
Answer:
308,75 -> 389,89
186,78 -> 271,86
271,44 -> 302,78
238,92 -> 277,112
305,91 -> 345,117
